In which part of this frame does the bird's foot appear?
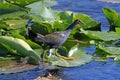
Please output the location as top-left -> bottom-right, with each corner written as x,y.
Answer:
60,56 -> 75,60
55,52 -> 75,60
42,50 -> 49,61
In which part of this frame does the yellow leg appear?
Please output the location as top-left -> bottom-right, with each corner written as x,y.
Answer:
55,49 -> 75,60
42,50 -> 49,61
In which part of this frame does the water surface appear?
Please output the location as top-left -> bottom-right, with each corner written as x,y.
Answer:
1,0 -> 120,80
52,0 -> 120,31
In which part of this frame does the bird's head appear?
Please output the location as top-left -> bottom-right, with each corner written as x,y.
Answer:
74,19 -> 84,24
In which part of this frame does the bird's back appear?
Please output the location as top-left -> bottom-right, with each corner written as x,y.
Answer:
44,30 -> 71,48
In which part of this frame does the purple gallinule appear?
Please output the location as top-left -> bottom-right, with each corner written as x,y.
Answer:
36,19 -> 83,48
35,19 -> 84,60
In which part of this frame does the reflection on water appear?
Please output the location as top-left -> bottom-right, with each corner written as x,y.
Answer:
1,0 -> 120,80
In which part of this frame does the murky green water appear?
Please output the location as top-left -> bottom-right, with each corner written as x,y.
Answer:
1,0 -> 120,80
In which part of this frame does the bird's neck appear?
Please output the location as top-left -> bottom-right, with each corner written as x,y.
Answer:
66,21 -> 78,30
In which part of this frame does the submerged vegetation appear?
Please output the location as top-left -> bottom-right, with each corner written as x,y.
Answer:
0,0 -> 120,73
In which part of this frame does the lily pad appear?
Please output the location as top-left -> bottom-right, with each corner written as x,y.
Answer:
51,44 -> 92,67
0,3 -> 22,15
115,28 -> 120,36
0,36 -> 40,62
103,7 -> 119,24
0,11 -> 27,20
80,29 -> 120,41
98,44 -> 120,55
5,19 -> 27,29
26,0 -> 57,8
74,13 -> 101,30
0,44 -> 9,56
103,7 -> 120,30
53,11 -> 74,31
10,33 -> 43,55
58,11 -> 73,24
5,0 -> 41,6
26,1 -> 57,23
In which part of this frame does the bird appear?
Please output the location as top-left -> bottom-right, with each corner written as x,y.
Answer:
35,19 -> 84,60
36,19 -> 84,48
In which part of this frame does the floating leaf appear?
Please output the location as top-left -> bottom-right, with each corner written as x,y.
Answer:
114,55 -> 120,61
74,13 -> 101,30
5,19 -> 27,29
115,28 -> 120,36
114,15 -> 120,27
30,23 -> 52,35
0,36 -> 40,61
0,44 -> 9,56
51,44 -> 92,67
9,33 -> 43,55
0,3 -> 22,15
0,21 -> 8,29
81,29 -> 120,41
103,7 -> 120,30
58,11 -> 73,23
103,7 -> 119,24
0,11 -> 27,20
0,56 -> 15,61
26,0 -> 57,8
53,11 -> 74,31
27,1 -> 57,23
98,44 -> 120,55
5,0 -> 42,6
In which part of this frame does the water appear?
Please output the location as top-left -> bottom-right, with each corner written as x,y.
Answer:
0,68 -> 44,80
62,61 -> 120,80
1,61 -> 120,80
1,0 -> 120,80
52,0 -> 120,31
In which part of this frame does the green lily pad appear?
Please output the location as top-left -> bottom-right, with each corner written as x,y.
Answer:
26,0 -> 57,8
115,28 -> 120,35
114,55 -> 120,61
26,1 -> 57,23
0,44 -> 9,56
0,21 -> 8,30
114,15 -> 120,27
74,13 -> 101,30
5,19 -> 27,29
5,0 -> 41,6
98,44 -> 120,55
30,22 -> 52,35
53,11 -> 74,31
10,33 -> 43,55
0,36 -> 40,62
51,44 -> 92,67
58,11 -> 73,24
0,3 -> 22,15
0,11 -> 27,20
80,29 -> 120,41
96,44 -> 120,61
103,7 -> 119,24
103,7 -> 120,30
